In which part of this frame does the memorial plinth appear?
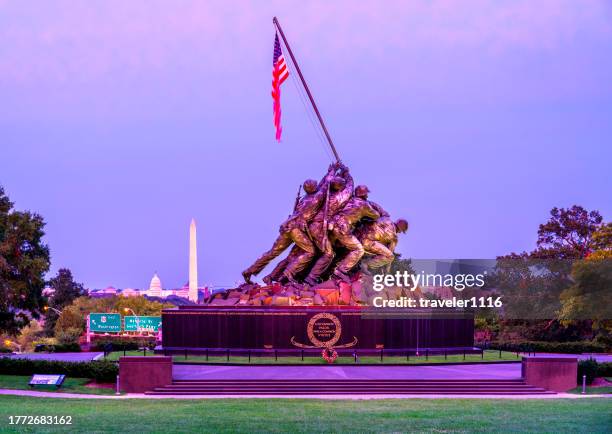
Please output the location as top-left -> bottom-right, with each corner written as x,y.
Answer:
161,305 -> 474,351
119,356 -> 172,393
522,356 -> 578,392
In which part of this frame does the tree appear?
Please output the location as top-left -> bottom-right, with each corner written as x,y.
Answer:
558,222 -> 612,337
54,305 -> 86,335
44,268 -> 86,335
492,205 -> 607,342
588,223 -> 612,260
559,258 -> 611,328
16,319 -> 44,352
0,186 -> 50,335
534,206 -> 603,259
59,295 -> 174,331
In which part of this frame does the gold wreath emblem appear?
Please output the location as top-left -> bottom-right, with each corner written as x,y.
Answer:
290,312 -> 358,349
307,312 -> 342,348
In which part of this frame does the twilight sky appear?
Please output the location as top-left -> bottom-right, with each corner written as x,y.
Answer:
2,1 -> 611,290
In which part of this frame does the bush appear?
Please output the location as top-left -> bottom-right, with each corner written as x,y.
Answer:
578,358 -> 599,384
34,343 -> 81,353
93,340 -> 139,351
597,362 -> 612,378
0,358 -> 117,382
489,341 -> 607,354
16,320 -> 44,352
0,347 -> 12,353
55,327 -> 83,345
92,337 -> 156,352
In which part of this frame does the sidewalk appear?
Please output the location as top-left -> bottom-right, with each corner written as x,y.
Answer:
1,388 -> 609,400
2,352 -> 103,362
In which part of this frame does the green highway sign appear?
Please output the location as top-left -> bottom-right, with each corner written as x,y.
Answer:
89,313 -> 121,333
124,316 -> 162,332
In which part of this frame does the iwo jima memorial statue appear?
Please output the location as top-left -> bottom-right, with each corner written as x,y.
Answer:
161,18 -> 474,356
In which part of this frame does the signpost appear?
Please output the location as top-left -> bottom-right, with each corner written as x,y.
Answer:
124,316 -> 161,333
89,313 -> 122,333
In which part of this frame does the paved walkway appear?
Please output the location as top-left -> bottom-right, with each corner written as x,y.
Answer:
2,352 -> 103,362
173,363 -> 523,380
1,389 -> 607,400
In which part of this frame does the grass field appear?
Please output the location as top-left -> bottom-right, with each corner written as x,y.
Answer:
0,375 -> 115,396
568,386 -> 612,395
104,349 -> 521,364
0,396 -> 609,433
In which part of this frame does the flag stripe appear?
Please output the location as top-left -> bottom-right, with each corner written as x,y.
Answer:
272,33 -> 289,142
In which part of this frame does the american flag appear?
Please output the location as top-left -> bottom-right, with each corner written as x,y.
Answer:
272,33 -> 289,142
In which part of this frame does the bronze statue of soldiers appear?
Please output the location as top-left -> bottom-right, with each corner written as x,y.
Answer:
262,245 -> 299,284
304,164 -> 354,285
242,165 -> 337,284
356,217 -> 408,272
329,185 -> 381,282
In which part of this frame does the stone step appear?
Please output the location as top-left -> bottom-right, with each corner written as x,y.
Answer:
173,379 -> 527,384
147,392 -> 553,395
146,378 -> 555,395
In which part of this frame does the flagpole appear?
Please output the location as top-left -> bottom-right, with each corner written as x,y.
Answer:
273,17 -> 341,163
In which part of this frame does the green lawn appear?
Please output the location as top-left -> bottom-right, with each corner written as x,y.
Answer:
0,396 -> 609,433
0,375 -> 115,396
568,386 -> 612,395
104,349 -> 521,364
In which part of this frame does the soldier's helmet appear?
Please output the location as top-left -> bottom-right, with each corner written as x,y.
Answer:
303,179 -> 318,194
330,176 -> 346,191
355,185 -> 370,198
396,219 -> 409,233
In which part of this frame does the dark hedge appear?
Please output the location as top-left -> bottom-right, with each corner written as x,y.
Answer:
0,357 -> 118,382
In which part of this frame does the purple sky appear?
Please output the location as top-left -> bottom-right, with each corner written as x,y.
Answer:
2,1 -> 611,290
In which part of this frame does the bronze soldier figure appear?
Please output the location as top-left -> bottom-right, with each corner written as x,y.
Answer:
329,185 -> 381,282
356,217 -> 408,272
242,165 -> 337,284
304,164 -> 354,285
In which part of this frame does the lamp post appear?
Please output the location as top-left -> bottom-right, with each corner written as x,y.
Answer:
43,306 -> 62,315
4,339 -> 22,354
123,308 -> 141,335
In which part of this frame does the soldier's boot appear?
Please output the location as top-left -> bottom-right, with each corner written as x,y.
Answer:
333,268 -> 351,284
304,276 -> 318,287
262,275 -> 273,285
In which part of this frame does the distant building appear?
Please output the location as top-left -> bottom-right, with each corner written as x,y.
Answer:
86,275 -> 209,302
88,286 -> 119,298
121,287 -> 140,297
147,273 -> 162,297
174,283 -> 190,299
101,286 -> 118,295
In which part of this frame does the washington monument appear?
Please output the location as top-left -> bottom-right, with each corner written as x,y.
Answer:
188,218 -> 198,303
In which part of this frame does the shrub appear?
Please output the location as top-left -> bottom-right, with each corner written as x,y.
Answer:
16,320 -> 44,352
34,343 -> 82,353
55,327 -> 83,345
0,358 -> 117,382
578,358 -> 599,384
597,362 -> 612,378
489,341 -> 607,354
92,337 -> 156,352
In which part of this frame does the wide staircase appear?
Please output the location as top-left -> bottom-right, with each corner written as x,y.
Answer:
145,378 -> 555,395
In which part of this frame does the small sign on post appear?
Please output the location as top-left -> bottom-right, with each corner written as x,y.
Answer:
29,374 -> 66,389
